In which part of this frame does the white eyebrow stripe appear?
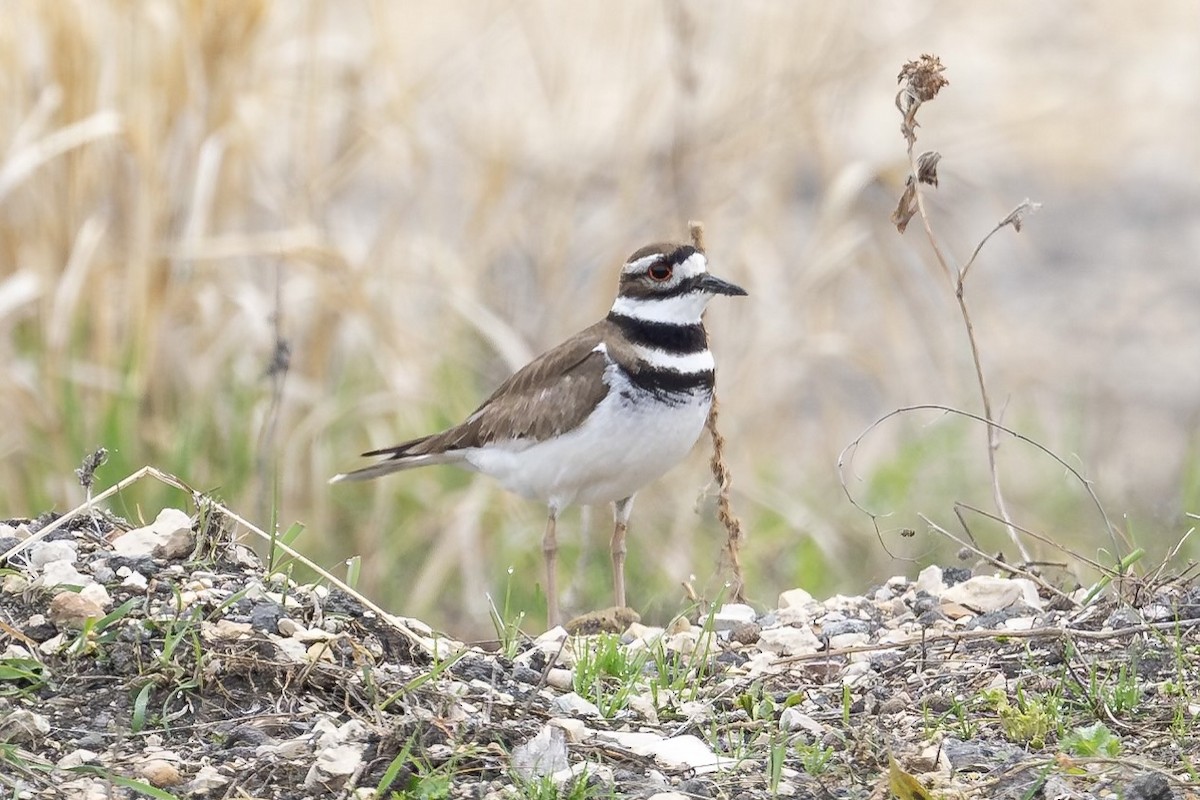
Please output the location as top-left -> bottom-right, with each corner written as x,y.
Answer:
621,253 -> 665,275
620,250 -> 708,277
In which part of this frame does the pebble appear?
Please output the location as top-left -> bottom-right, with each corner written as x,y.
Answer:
78,582 -> 112,609
779,707 -> 825,734
111,508 -> 193,557
29,541 -> 78,567
511,724 -> 568,778
595,731 -> 730,772
758,626 -> 820,656
152,527 -> 195,560
547,717 -> 589,743
185,765 -> 229,794
140,759 -> 183,787
0,709 -> 50,744
40,560 -> 92,588
57,749 -> 99,768
914,565 -> 946,595
729,622 -> 762,645
778,588 -> 814,609
122,572 -> 149,590
48,591 -> 105,630
545,668 -> 574,690
941,575 -> 1042,613
711,603 -> 757,631
551,692 -> 600,718
314,743 -> 363,777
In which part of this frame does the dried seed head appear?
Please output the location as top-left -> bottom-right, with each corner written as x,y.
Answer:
897,54 -> 949,102
896,54 -> 949,145
76,447 -> 108,491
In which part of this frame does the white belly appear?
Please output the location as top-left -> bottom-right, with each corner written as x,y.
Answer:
463,381 -> 712,509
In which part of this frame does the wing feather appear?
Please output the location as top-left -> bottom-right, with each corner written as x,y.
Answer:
354,321 -> 612,467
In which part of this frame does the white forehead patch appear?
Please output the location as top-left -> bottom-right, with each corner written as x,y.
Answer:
675,252 -> 708,280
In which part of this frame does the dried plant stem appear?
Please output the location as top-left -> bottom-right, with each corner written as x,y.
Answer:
903,132 -> 1032,565
256,260 -> 291,528
690,220 -> 748,603
706,396 -> 747,603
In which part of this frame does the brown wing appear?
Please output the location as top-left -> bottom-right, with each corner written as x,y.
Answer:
368,321 -> 612,459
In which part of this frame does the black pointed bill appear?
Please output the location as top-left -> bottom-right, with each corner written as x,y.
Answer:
698,273 -> 748,297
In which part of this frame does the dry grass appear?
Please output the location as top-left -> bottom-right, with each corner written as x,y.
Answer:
2,1 -> 1199,636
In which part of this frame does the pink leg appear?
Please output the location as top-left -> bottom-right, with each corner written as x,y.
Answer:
611,497 -> 635,608
542,507 -> 561,627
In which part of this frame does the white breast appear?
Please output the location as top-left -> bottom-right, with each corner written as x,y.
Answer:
462,364 -> 712,509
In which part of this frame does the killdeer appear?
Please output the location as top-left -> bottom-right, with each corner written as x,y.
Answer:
331,242 -> 746,627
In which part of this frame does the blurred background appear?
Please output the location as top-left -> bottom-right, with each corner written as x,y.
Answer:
2,1 -> 1199,637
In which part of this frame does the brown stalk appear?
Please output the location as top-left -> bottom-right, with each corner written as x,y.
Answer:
690,220 -> 747,603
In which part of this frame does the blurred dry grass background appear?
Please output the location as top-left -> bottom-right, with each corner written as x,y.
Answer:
2,1 -> 1199,636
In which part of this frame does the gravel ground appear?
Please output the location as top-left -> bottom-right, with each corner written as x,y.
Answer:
2,500 -> 1199,800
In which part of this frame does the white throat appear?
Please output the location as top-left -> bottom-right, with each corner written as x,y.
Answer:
609,292 -> 712,325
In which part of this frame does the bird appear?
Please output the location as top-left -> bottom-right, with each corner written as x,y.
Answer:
331,241 -> 746,627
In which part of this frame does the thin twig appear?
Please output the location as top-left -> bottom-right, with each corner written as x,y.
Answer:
921,512 -> 1075,606
838,404 -> 1126,558
773,615 -> 1200,668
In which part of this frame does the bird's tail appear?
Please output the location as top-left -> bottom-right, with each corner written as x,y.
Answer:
328,437 -> 466,484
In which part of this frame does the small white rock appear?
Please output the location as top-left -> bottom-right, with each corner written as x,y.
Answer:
511,724 -> 568,778
942,576 -> 1034,613
545,668 -> 574,690
627,692 -> 659,725
778,588 -> 814,609
111,508 -> 192,557
547,717 -> 589,743
40,560 -> 92,588
2,573 -> 30,594
712,603 -> 757,631
315,743 -> 364,776
915,565 -> 946,595
550,692 -> 601,718
779,707 -> 825,735
185,764 -> 229,794
29,541 -> 78,567
827,631 -> 869,650
121,572 -> 149,590
78,583 -> 112,609
596,731 -> 730,772
758,626 -> 820,656
57,749 -> 99,768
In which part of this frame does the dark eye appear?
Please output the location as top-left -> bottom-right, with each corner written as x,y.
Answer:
648,262 -> 673,282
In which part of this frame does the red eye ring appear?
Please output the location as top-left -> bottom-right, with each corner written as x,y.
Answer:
648,263 -> 673,282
